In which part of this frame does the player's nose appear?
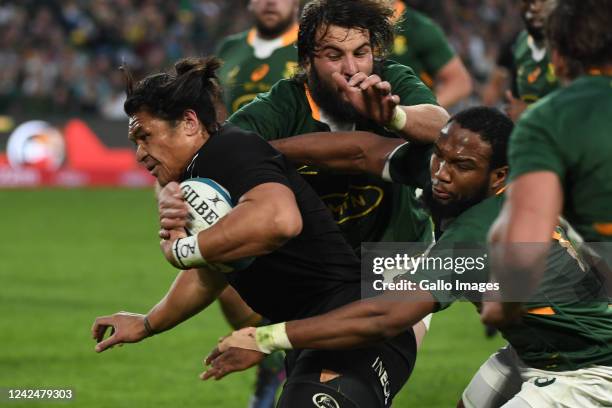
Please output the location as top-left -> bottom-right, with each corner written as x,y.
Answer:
342,55 -> 358,77
135,144 -> 147,163
434,161 -> 451,183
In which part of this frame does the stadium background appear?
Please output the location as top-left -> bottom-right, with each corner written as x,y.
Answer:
1,0 -> 516,406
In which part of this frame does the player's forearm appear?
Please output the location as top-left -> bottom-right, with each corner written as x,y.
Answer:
436,79 -> 472,109
488,173 -> 562,297
146,268 -> 227,333
271,131 -> 403,176
434,57 -> 473,108
398,104 -> 449,144
284,295 -> 435,350
197,183 -> 302,263
218,286 -> 263,329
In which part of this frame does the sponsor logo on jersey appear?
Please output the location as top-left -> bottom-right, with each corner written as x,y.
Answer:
527,66 -> 542,84
321,184 -> 385,225
372,356 -> 391,404
250,63 -> 270,82
231,94 -> 259,113
312,393 -> 339,408
534,377 -> 556,387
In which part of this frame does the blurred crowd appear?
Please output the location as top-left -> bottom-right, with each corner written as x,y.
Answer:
0,0 -> 520,118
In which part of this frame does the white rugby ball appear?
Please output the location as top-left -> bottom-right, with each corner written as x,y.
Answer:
180,178 -> 233,236
179,178 -> 254,272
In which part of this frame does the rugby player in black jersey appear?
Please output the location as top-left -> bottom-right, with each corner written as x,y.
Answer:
91,57 -> 417,408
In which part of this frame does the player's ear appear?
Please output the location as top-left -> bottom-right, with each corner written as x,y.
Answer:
490,165 -> 508,192
182,109 -> 201,137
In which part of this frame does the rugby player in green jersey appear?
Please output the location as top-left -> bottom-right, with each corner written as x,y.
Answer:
389,0 -> 472,108
505,0 -> 559,121
217,0 -> 299,115
486,0 -> 612,327
205,106 -> 612,407
229,0 -> 448,252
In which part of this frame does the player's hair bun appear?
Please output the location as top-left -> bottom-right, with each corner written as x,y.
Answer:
174,56 -> 222,80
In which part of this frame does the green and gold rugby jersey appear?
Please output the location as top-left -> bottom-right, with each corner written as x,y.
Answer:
512,30 -> 559,103
389,1 -> 455,88
509,73 -> 612,242
229,61 -> 437,252
405,192 -> 612,371
217,24 -> 298,114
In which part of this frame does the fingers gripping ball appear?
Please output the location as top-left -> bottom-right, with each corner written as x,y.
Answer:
178,178 -> 254,272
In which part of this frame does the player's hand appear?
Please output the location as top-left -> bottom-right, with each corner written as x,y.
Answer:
91,312 -> 149,353
159,228 -> 188,269
504,90 -> 528,122
332,72 -> 400,126
217,327 -> 262,352
201,346 -> 266,381
480,301 -> 523,328
158,181 -> 188,232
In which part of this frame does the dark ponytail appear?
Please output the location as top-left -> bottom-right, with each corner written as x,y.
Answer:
124,56 -> 223,133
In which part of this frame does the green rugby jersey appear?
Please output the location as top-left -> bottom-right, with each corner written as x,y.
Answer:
509,74 -> 612,242
217,25 -> 298,114
390,1 -> 454,88
229,61 -> 437,252
385,144 -> 612,370
512,30 -> 559,103
412,193 -> 612,371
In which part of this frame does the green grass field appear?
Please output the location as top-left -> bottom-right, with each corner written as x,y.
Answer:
0,189 -> 505,407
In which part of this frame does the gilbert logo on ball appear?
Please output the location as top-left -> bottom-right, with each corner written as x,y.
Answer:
179,178 -> 253,271
180,178 -> 233,236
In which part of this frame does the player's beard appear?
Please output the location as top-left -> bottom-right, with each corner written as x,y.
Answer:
255,12 -> 295,39
523,15 -> 545,42
307,66 -> 361,123
422,182 -> 489,223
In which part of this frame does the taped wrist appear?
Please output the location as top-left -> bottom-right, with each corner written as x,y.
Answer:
172,235 -> 207,269
255,322 -> 293,354
387,106 -> 407,132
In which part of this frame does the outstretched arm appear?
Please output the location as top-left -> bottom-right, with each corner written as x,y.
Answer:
92,267 -> 227,352
332,72 -> 448,144
270,131 -> 404,176
202,290 -> 435,380
284,292 -> 435,349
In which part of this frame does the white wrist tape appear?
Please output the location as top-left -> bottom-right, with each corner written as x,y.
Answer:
381,142 -> 409,182
255,322 -> 293,354
172,235 -> 206,269
387,106 -> 407,132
